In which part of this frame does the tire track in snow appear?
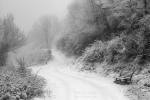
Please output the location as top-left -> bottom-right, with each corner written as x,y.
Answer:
32,49 -> 128,100
54,66 -> 127,100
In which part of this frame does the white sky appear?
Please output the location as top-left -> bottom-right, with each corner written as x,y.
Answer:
0,0 -> 73,33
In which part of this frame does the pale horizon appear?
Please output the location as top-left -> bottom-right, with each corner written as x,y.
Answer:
0,0 -> 73,33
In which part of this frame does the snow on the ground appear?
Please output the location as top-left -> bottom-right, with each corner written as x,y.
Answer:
31,49 -> 129,100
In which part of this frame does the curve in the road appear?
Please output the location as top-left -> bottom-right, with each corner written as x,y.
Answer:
32,49 -> 128,100
34,64 -> 128,100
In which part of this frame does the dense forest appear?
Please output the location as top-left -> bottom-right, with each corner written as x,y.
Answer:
57,0 -> 150,74
56,0 -> 150,99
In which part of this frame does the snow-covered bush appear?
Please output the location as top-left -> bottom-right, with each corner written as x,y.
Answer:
0,14 -> 26,67
0,58 -> 46,100
56,30 -> 103,57
27,48 -> 52,65
127,84 -> 149,100
81,40 -> 107,64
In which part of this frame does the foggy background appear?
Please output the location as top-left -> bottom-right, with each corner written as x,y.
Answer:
0,0 -> 73,33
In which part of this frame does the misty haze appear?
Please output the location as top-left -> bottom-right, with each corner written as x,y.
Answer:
0,0 -> 150,100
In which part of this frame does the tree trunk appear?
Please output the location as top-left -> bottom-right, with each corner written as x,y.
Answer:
143,0 -> 148,15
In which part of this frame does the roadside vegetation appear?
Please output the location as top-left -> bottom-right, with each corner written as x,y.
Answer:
0,14 -> 46,100
56,0 -> 150,99
11,15 -> 60,66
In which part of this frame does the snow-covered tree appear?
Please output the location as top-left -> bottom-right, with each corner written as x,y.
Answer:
0,14 -> 26,66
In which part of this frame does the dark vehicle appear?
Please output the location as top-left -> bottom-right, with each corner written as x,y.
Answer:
114,70 -> 134,85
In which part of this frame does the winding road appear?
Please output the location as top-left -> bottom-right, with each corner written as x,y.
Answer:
31,50 -> 128,100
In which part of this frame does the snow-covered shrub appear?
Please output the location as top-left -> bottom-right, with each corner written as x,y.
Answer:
78,36 -> 143,72
105,37 -> 124,65
56,30 -> 104,57
78,40 -> 108,71
27,48 -> 52,66
127,84 -> 149,100
0,14 -> 26,67
81,40 -> 107,64
0,62 -> 46,100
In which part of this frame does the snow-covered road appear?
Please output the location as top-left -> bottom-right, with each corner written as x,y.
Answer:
31,50 -> 128,100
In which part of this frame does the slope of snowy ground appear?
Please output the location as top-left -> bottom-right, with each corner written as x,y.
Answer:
31,50 -> 129,100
